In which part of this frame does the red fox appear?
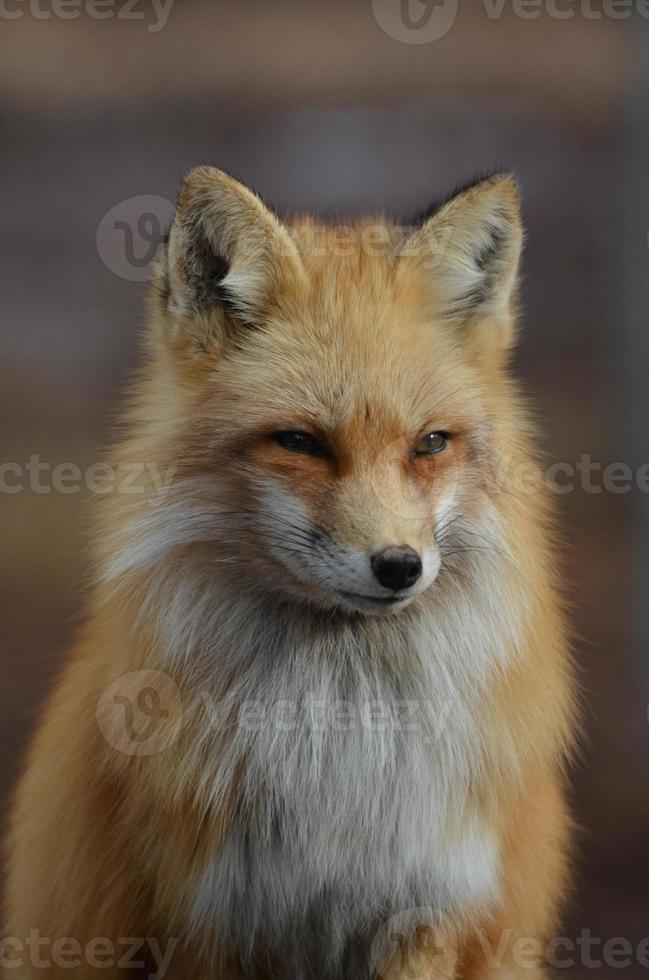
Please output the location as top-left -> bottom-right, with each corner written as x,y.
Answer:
4,169 -> 575,979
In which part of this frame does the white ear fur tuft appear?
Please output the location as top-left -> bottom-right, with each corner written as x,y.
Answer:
401,174 -> 523,338
165,167 -> 304,326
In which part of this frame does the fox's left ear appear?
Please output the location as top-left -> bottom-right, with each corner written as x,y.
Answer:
400,173 -> 523,350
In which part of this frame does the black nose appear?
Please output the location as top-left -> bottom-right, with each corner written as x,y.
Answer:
371,545 -> 423,592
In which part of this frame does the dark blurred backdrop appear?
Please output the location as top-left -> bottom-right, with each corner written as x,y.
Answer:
1,0 -> 648,971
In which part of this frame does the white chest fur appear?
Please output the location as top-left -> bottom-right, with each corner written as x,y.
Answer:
175,595 -> 505,977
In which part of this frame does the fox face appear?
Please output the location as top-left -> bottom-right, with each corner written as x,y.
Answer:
139,168 -> 523,617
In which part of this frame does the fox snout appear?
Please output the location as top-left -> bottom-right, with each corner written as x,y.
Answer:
251,473 -> 443,614
330,535 -> 437,614
370,545 -> 423,592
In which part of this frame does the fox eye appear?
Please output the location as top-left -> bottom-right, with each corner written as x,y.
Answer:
272,430 -> 327,457
412,431 -> 449,457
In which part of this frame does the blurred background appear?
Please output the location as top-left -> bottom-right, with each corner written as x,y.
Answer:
1,0 -> 648,970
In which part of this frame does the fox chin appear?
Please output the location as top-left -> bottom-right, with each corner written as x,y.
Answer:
4,168 -> 576,980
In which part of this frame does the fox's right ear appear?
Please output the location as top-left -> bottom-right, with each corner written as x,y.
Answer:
160,167 -> 304,340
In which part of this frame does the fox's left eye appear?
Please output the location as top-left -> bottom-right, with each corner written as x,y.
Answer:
272,430 -> 327,457
412,431 -> 449,457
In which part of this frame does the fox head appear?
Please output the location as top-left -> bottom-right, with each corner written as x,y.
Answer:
119,167 -> 524,617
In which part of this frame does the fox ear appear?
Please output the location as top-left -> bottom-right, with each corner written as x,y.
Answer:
163,167 -> 303,331
400,174 -> 523,346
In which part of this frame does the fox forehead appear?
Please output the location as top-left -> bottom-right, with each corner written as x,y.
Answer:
280,216 -> 437,334
205,226 -> 483,436
210,311 -> 481,443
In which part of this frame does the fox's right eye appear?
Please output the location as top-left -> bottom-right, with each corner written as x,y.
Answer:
272,431 -> 327,457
